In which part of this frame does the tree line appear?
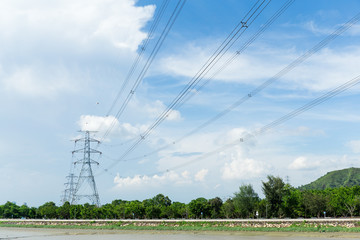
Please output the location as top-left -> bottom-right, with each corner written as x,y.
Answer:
2,175 -> 360,219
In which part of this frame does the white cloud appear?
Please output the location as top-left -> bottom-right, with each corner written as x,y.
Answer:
304,21 -> 332,35
195,169 -> 208,182
0,0 -> 154,51
304,112 -> 360,123
155,43 -> 214,78
143,100 -> 182,121
275,126 -> 326,137
154,42 -> 293,84
113,170 -> 192,188
154,127 -> 256,178
158,131 -> 218,156
347,140 -> 360,153
77,115 -> 147,140
217,128 -> 249,144
304,21 -> 360,37
285,47 -> 360,91
0,0 -> 155,97
221,158 -> 269,180
154,41 -> 360,93
1,65 -> 76,97
288,156 -> 321,170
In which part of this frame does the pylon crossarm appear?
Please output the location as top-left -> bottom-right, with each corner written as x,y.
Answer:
89,148 -> 102,154
89,159 -> 99,165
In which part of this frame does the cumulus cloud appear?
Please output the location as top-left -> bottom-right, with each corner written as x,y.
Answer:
285,47 -> 360,91
0,0 -> 154,51
154,41 -> 360,93
195,169 -> 208,182
217,128 -> 249,144
221,158 -> 269,180
154,127 -> 256,178
113,170 -> 192,188
288,156 -> 321,170
1,65 -> 76,97
0,0 -> 155,97
154,42 -> 292,84
143,100 -> 182,121
77,115 -> 147,140
347,140 -> 360,153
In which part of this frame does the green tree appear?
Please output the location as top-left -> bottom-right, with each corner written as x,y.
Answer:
80,203 -> 97,219
221,199 -> 235,219
142,194 -> 173,219
257,199 -> 268,218
169,202 -> 188,218
188,197 -> 209,218
145,205 -> 161,219
303,190 -> 327,218
38,202 -> 58,219
111,199 -> 128,219
100,203 -> 116,219
281,187 -> 303,218
112,199 -> 127,206
29,207 -> 38,219
152,194 -> 171,207
340,186 -> 360,217
262,175 -> 286,218
69,204 -> 82,219
19,204 -> 30,218
208,197 -> 223,218
233,184 -> 259,218
127,200 -> 145,219
2,202 -> 20,218
114,203 -> 127,219
327,188 -> 348,217
57,202 -> 71,219
327,187 -> 360,217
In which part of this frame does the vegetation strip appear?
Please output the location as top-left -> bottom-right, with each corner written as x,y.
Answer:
2,173 -> 360,220
1,220 -> 360,233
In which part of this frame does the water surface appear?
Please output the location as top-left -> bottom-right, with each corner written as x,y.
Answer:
1,228 -> 359,240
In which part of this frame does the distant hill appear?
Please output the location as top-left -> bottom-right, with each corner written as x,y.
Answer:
299,167 -> 360,190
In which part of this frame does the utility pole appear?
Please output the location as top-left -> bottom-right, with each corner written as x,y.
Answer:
62,131 -> 102,206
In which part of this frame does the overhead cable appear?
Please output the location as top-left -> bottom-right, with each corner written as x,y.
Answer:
123,8 -> 360,162
106,0 -> 170,117
101,0 -> 187,140
151,74 -> 360,175
98,0 -> 273,174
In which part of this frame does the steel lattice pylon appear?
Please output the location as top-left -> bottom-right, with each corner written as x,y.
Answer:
61,173 -> 77,205
62,131 -> 102,206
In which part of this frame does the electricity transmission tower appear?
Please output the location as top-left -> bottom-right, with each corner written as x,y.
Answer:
62,131 -> 102,206
61,173 -> 77,204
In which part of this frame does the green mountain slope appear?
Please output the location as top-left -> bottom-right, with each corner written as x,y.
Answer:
299,167 -> 360,190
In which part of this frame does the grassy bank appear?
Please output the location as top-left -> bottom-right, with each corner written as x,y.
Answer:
1,220 -> 360,233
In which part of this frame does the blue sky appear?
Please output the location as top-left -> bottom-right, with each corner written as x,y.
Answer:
1,0 -> 360,206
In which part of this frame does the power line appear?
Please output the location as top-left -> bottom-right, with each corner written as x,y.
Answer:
121,8 -> 360,162
149,74 -> 360,175
98,0 -> 273,174
101,0 -> 187,140
105,0 -> 170,117
139,0 -> 271,135
93,1 -> 170,141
